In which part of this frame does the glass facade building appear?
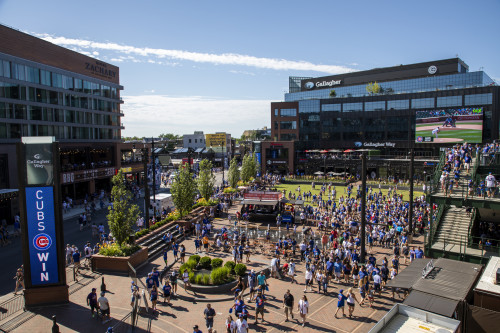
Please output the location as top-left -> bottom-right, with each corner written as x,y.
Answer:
271,58 -> 499,153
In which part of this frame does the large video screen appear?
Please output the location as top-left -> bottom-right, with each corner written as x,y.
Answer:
415,107 -> 483,144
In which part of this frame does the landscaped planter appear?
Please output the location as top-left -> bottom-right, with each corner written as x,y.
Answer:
178,278 -> 238,294
92,246 -> 148,273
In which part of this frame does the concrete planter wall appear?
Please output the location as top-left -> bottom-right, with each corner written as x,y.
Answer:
92,246 -> 148,273
178,278 -> 238,294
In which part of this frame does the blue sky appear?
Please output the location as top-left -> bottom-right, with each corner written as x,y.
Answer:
0,0 -> 499,137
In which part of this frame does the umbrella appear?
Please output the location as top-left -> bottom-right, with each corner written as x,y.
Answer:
314,171 -> 324,175
328,149 -> 342,153
309,149 -> 320,153
320,150 -> 328,154
356,149 -> 373,152
344,149 -> 355,153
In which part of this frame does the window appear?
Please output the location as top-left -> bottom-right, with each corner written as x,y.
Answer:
321,104 -> 341,111
464,93 -> 492,106
365,101 -> 385,111
195,139 -> 197,143
280,108 -> 297,117
343,102 -> 363,112
274,121 -> 278,130
412,98 -> 434,109
298,99 -> 320,113
280,133 -> 296,140
387,99 -> 409,110
274,109 -> 278,116
62,75 -> 73,90
437,96 -> 462,107
25,66 -> 40,84
189,139 -> 192,143
51,73 -> 62,88
280,121 -> 297,130
40,70 -> 51,86
0,60 -> 11,78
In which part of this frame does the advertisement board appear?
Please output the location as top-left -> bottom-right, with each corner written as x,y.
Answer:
25,187 -> 60,286
415,107 -> 483,144
205,133 -> 226,147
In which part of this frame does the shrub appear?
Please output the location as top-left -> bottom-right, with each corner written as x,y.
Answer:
189,254 -> 201,264
189,271 -> 195,283
179,264 -> 193,276
211,258 -> 223,270
224,260 -> 236,272
195,274 -> 203,285
202,273 -> 211,285
98,243 -> 141,257
211,267 -> 230,285
184,259 -> 197,270
199,256 -> 212,269
234,263 -> 247,277
223,187 -> 237,194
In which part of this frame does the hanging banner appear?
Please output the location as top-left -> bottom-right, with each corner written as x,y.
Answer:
25,187 -> 60,286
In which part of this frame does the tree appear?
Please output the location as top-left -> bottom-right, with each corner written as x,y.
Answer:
158,133 -> 180,140
107,170 -> 140,246
366,82 -> 381,95
240,153 -> 258,183
227,157 -> 240,188
171,164 -> 197,217
329,89 -> 337,98
197,159 -> 215,201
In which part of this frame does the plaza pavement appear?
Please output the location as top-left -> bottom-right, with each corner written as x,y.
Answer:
8,203 -> 424,333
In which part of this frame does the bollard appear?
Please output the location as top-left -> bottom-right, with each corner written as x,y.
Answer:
101,277 -> 106,293
51,315 -> 59,333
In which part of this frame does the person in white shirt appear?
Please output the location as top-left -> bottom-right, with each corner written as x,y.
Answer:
486,172 -> 497,197
97,292 -> 111,323
235,313 -> 248,333
304,268 -> 313,292
270,257 -> 279,278
225,315 -> 236,333
298,295 -> 309,327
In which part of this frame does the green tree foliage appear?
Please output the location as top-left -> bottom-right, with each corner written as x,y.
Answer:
227,157 -> 240,188
158,133 -> 180,140
197,159 -> 215,201
241,153 -> 259,183
366,81 -> 381,95
170,164 -> 197,217
329,89 -> 337,97
107,170 -> 140,246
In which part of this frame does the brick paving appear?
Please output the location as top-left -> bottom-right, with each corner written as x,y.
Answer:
9,202 -> 424,333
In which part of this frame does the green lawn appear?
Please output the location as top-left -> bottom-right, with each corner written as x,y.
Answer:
415,128 -> 482,143
415,121 -> 483,128
272,182 -> 423,204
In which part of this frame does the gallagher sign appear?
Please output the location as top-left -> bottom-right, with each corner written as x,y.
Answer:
25,186 -> 59,285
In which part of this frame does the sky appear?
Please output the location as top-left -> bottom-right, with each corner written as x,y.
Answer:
0,0 -> 499,138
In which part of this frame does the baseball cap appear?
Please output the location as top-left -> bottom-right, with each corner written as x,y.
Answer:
339,289 -> 344,294
193,325 -> 199,329
239,313 -> 243,317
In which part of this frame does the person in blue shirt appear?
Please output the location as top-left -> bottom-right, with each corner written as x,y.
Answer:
146,273 -> 154,295
254,291 -> 266,324
151,267 -> 160,287
150,285 -> 158,311
162,281 -> 172,304
163,249 -> 168,268
194,238 -> 201,253
72,249 -> 81,275
335,289 -> 347,318
333,258 -> 342,282
415,247 -> 424,259
172,242 -> 179,260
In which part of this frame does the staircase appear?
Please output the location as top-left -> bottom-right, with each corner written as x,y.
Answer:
432,156 -> 476,197
433,206 -> 470,245
137,224 -> 185,261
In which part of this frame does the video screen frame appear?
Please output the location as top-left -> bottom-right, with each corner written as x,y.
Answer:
415,107 -> 483,144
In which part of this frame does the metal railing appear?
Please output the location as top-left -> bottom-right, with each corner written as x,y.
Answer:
429,204 -> 447,245
468,235 -> 500,256
0,295 -> 24,322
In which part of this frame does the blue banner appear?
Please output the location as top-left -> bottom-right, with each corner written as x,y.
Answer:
25,187 -> 59,286
255,153 -> 261,177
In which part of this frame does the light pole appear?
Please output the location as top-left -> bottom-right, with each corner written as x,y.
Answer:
409,148 -> 414,235
360,152 -> 367,264
142,147 -> 150,229
151,137 -> 156,221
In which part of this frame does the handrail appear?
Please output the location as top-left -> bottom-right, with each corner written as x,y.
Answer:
430,204 -> 447,245
467,208 -> 477,246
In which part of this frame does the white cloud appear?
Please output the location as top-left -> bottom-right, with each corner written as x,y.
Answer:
34,33 -> 356,74
120,95 -> 270,137
229,70 -> 256,76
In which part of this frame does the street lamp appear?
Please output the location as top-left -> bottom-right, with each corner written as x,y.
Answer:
142,147 -> 150,229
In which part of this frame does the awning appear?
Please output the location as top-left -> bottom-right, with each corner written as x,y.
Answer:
404,290 -> 459,318
194,148 -> 205,153
241,199 -> 278,206
280,198 -> 304,206
386,258 -> 431,289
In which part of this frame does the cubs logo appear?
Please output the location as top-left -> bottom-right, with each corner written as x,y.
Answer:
416,136 -> 424,143
33,233 -> 52,251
